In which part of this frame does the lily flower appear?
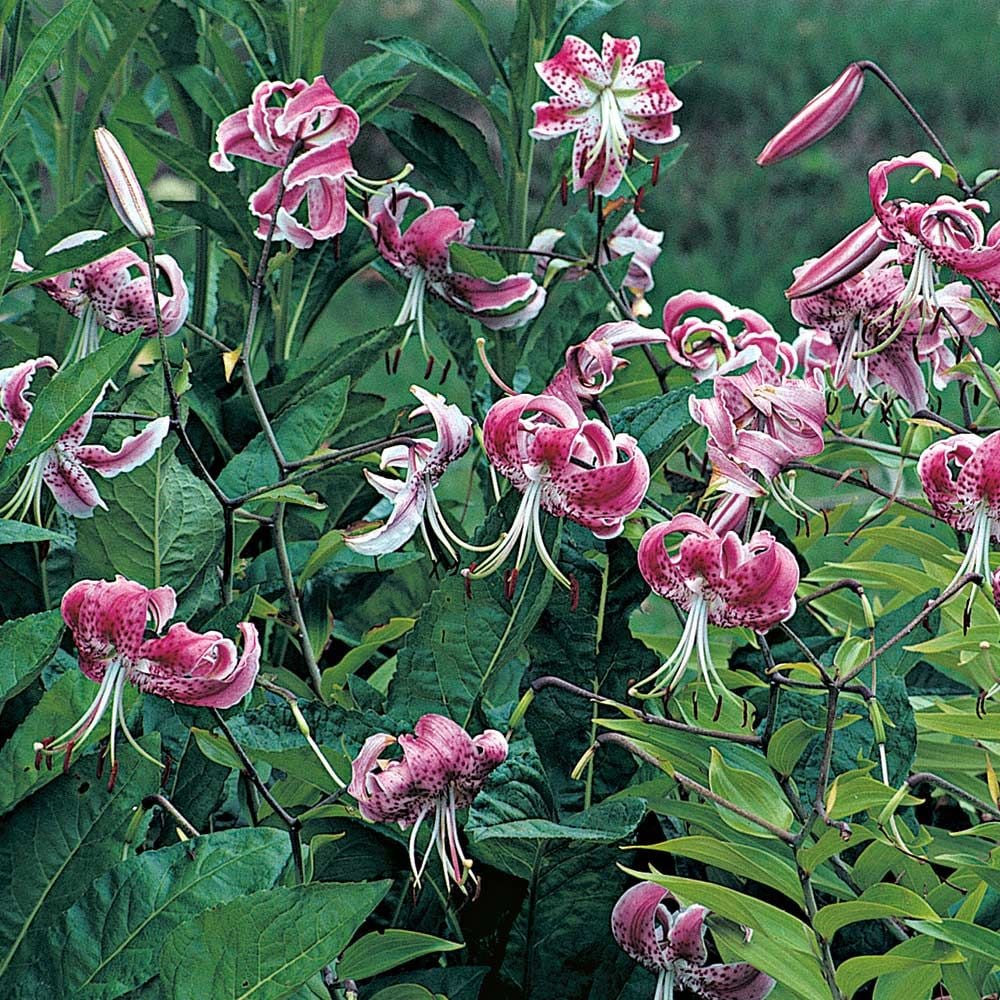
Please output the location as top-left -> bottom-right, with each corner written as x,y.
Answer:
529,212 -> 664,317
531,34 -> 682,197
36,576 -> 259,785
663,291 -> 795,381
918,431 -> 1000,590
0,357 -> 170,522
467,393 -> 649,591
348,713 -> 508,894
791,250 -> 985,408
13,231 -> 189,361
545,320 -> 670,419
612,882 -> 776,1000
369,183 -> 545,356
633,513 -> 798,697
210,75 -> 404,248
689,350 -> 827,516
756,63 -> 864,166
343,385 -> 474,561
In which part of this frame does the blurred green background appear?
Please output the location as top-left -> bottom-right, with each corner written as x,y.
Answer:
331,0 -> 1000,330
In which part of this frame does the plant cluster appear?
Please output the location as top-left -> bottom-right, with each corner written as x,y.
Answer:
1,2 -> 1000,999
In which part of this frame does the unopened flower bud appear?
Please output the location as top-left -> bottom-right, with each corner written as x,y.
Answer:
94,127 -> 155,239
785,216 -> 892,299
757,63 -> 865,166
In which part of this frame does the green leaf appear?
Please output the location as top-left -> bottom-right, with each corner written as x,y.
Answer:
0,610 -> 64,708
837,947 -> 962,1000
369,36 -> 481,96
185,0 -> 271,59
664,60 -> 701,85
337,930 -> 463,981
612,383 -> 711,472
369,988 -> 436,1000
0,737 -> 161,979
0,519 -> 70,546
0,333 -> 141,491
0,0 -> 93,148
160,881 -> 390,1000
906,918 -> 1000,964
386,492 -> 557,727
643,835 -> 804,906
0,175 -> 22,297
320,618 -> 416,700
815,883 -> 941,940
708,748 -> 794,838
26,828 -> 291,998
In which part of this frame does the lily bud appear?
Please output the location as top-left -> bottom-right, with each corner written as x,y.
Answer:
94,127 -> 155,239
785,216 -> 892,299
757,63 -> 864,166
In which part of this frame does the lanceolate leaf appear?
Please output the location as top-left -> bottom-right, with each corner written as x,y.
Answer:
369,36 -> 482,97
0,738 -> 161,980
0,610 -> 64,708
337,930 -> 463,982
0,175 -> 22,297
160,881 -> 391,1000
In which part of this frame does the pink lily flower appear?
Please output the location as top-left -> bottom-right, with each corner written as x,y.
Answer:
211,76 -> 387,249
663,291 -> 795,381
756,63 -> 864,166
545,320 -> 671,419
529,211 -> 664,317
343,385 -> 473,562
530,34 -> 682,197
0,357 -> 169,522
36,576 -> 259,785
612,882 -> 775,1000
348,713 -> 508,893
791,250 -> 986,408
634,513 -> 798,697
369,183 -> 546,357
13,230 -> 189,361
918,431 -> 1000,589
689,351 -> 827,516
468,392 -> 650,591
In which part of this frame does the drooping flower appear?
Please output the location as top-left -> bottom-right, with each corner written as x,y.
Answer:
0,357 -> 170,522
756,63 -> 864,166
348,713 -> 508,893
633,513 -> 798,697
790,249 -> 981,409
343,385 -> 473,561
36,577 -> 259,785
689,350 -> 827,514
13,231 -> 189,361
530,34 -> 682,196
612,882 -> 776,1000
662,291 -> 795,381
210,76 -> 392,249
545,320 -> 670,419
529,211 -> 664,317
918,431 -> 1000,590
467,392 -> 650,591
369,183 -> 546,357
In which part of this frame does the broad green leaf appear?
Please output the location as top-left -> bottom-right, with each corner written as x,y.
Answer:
320,618 -> 416,700
915,710 -> 1000,741
0,669 -> 131,815
906,918 -> 1000,964
27,828 -> 291,997
708,748 -> 794,838
643,835 -> 803,906
0,610 -> 64,707
0,519 -> 70,546
0,175 -> 21,297
337,930 -> 463,981
0,333 -> 141,490
837,947 -> 963,1000
0,0 -> 93,147
612,383 -> 712,472
369,36 -> 481,96
160,881 -> 390,1000
0,738 -> 161,979
825,770 -> 922,820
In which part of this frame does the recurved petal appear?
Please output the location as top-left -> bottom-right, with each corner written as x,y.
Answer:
666,903 -> 709,964
681,962 -> 776,1000
348,732 -> 398,820
408,385 -> 474,475
398,713 -> 475,792
276,75 -> 359,146
714,531 -> 799,630
957,430 -> 1000,520
444,272 -> 547,329
572,117 -> 625,196
917,433 -> 981,525
210,109 -> 286,171
41,453 -> 105,517
535,34 -> 608,103
611,881 -> 673,973
868,151 -> 942,221
343,474 -> 428,556
75,416 -> 170,478
530,97 -> 589,139
0,356 -> 58,441
153,255 -> 191,336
